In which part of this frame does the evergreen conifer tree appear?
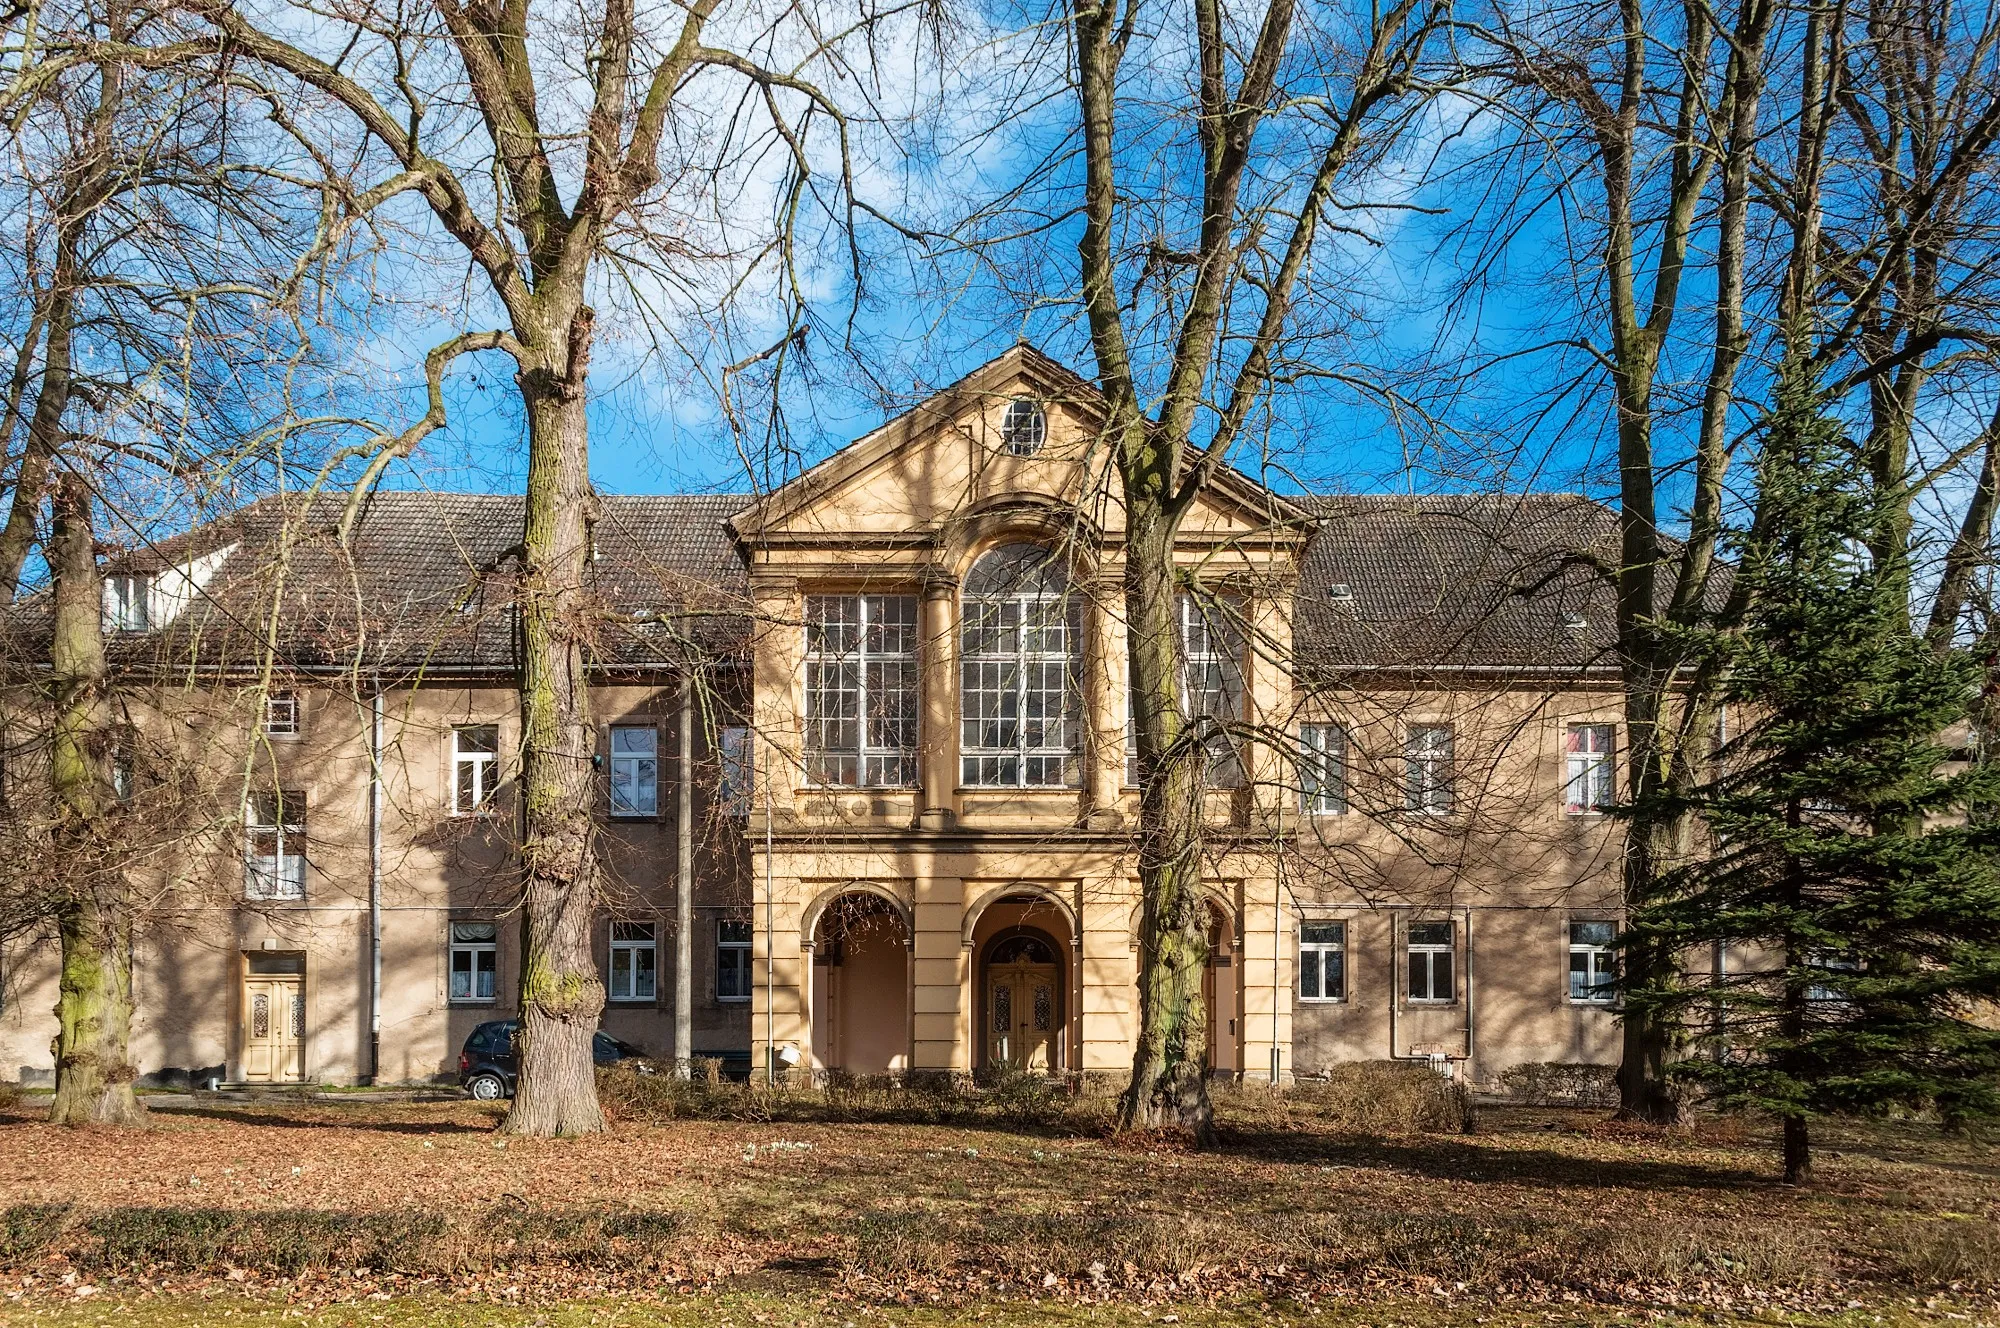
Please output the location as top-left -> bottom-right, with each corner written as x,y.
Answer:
1626,359 -> 2000,1183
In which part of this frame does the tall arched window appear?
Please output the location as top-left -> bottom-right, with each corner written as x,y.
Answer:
960,543 -> 1081,787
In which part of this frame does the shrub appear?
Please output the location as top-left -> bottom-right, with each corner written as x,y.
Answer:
597,1063 -> 1110,1133
0,1204 -> 71,1264
1284,1060 -> 1473,1134
1495,1061 -> 1618,1107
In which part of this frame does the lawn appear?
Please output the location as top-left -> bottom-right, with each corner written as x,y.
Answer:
0,1083 -> 1994,1326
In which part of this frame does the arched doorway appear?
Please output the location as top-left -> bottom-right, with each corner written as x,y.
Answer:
808,893 -> 911,1076
968,890 -> 1077,1076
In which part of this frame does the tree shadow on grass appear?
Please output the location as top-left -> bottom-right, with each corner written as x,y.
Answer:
146,1105 -> 498,1134
1215,1127 -> 1767,1191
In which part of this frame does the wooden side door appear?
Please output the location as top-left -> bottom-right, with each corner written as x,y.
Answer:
242,956 -> 306,1082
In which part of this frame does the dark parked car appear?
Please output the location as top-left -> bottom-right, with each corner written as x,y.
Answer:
457,1019 -> 650,1100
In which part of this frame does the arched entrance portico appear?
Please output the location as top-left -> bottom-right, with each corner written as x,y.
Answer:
968,892 -> 1077,1077
806,891 -> 912,1076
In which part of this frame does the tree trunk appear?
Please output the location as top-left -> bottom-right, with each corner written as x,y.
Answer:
1117,502 -> 1214,1143
46,471 -> 144,1128
1614,669 -> 1691,1125
501,306 -> 607,1137
1781,1113 -> 1811,1184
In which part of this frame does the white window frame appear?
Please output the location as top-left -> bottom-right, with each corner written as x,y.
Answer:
608,921 -> 657,1003
608,725 -> 659,817
1179,592 -> 1247,789
103,574 -> 151,632
449,921 -> 499,1003
999,397 -> 1047,456
1406,920 -> 1455,1004
1806,952 -> 1861,1004
1565,723 -> 1615,815
716,919 -> 752,1002
451,725 -> 499,815
245,791 -> 306,901
264,691 -> 301,737
1568,920 -> 1617,1003
1298,920 -> 1346,1001
1404,724 -> 1454,814
1300,723 -> 1347,814
804,594 -> 919,787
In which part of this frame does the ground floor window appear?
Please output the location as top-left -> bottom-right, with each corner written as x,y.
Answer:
717,920 -> 752,1001
1299,921 -> 1346,1001
609,922 -> 657,1002
1568,920 -> 1616,1003
1406,920 -> 1454,1003
449,921 -> 498,1003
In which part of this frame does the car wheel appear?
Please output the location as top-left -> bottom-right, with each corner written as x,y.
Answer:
466,1072 -> 508,1101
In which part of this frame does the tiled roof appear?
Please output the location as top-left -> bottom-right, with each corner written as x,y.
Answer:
7,488 -> 1634,679
1290,493 -> 1621,674
79,491 -> 754,675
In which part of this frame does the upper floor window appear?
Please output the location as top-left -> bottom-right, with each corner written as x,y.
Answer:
1404,724 -> 1454,814
718,724 -> 752,816
805,595 -> 918,787
103,573 -> 150,632
608,725 -> 658,816
961,544 -> 1080,787
1300,723 -> 1347,814
1565,723 -> 1615,814
245,790 -> 306,901
264,691 -> 301,737
1179,592 -> 1246,788
452,725 -> 499,814
999,397 -> 1046,456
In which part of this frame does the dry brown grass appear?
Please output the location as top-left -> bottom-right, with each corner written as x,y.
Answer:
0,1091 -> 1993,1312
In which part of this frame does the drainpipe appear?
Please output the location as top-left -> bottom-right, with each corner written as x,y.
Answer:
1461,905 -> 1475,1071
676,684 -> 693,1079
764,763 -> 775,1085
367,687 -> 383,1086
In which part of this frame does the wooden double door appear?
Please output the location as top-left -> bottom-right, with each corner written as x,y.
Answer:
242,954 -> 306,1083
986,959 -> 1060,1073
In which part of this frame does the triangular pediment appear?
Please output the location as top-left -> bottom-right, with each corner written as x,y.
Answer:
729,346 -> 1310,552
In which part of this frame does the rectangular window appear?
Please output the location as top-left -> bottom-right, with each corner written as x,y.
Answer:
1299,921 -> 1346,1001
1181,593 -> 1247,788
805,594 -> 918,787
264,691 -> 301,737
1568,920 -> 1616,1003
716,920 -> 752,1001
718,725 -> 751,817
102,574 -> 150,632
1300,724 -> 1347,814
1406,920 -> 1454,1003
1405,725 -> 1454,814
1565,723 -> 1615,815
245,791 -> 306,901
449,921 -> 499,1002
608,725 -> 659,817
1806,952 -> 1860,1004
452,725 -> 499,814
608,922 -> 657,1002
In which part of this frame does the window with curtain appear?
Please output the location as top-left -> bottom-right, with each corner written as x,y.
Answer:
960,543 -> 1081,787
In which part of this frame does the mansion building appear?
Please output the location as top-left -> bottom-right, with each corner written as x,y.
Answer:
0,347 -> 1627,1090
